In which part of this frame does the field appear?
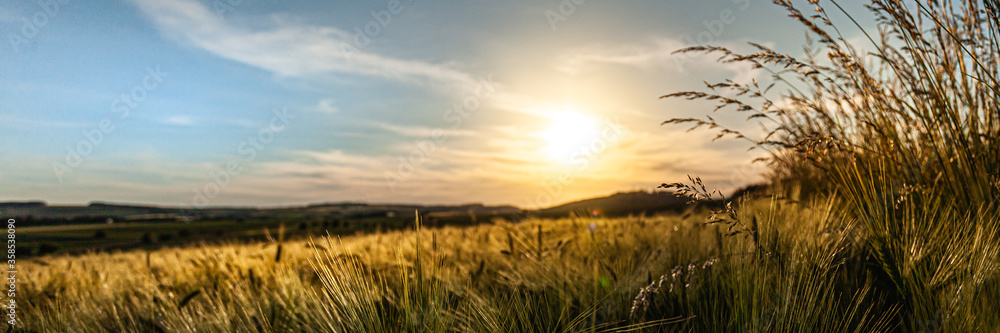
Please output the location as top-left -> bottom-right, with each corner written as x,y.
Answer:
17,191 -> 1000,331
13,0 -> 1000,331
0,199 -> 899,331
18,216 -> 422,256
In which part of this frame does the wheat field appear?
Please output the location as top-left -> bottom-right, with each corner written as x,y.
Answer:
13,195 -> 920,331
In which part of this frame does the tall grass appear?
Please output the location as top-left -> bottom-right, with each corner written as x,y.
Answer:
663,0 -> 1000,330
14,199 -> 894,332
20,200 -> 912,332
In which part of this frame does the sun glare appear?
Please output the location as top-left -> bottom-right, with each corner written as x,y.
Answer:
539,108 -> 604,162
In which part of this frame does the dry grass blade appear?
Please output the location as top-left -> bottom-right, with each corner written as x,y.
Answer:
177,289 -> 202,309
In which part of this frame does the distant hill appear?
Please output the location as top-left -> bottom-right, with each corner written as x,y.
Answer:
535,191 -> 688,217
0,200 -> 520,225
1,187 -> 769,225
0,201 -> 46,209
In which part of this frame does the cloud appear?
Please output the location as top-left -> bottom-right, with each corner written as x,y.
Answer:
558,38 -> 760,83
372,122 -> 476,138
161,115 -> 195,126
127,0 -> 549,126
558,38 -> 687,74
127,0 -> 481,93
314,98 -> 339,114
0,114 -> 89,129
1,118 -> 765,208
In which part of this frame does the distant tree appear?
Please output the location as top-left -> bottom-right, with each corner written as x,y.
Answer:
158,233 -> 173,242
36,243 -> 59,255
93,230 -> 107,240
141,232 -> 155,244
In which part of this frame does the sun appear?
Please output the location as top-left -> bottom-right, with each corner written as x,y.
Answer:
539,107 -> 604,162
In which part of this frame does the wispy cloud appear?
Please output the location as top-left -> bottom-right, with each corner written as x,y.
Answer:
126,0 -> 549,123
372,122 -> 477,138
161,115 -> 195,126
558,38 -> 686,74
127,0 -> 482,93
313,98 -> 339,114
0,124 -> 763,207
0,114 -> 89,129
558,38 -> 759,83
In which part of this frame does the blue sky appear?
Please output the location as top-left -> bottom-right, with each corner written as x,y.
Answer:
0,0 -> 871,208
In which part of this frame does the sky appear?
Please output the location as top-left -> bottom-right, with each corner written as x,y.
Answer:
0,0 -> 873,208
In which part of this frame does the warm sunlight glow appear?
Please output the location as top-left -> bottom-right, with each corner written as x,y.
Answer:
539,107 -> 604,162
